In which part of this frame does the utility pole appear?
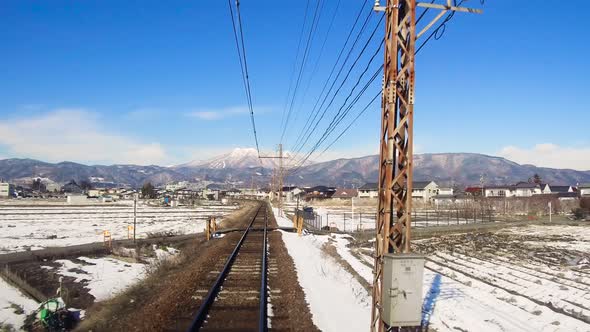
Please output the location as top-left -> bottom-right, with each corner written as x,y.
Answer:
260,144 -> 287,216
371,1 -> 481,331
133,193 -> 138,243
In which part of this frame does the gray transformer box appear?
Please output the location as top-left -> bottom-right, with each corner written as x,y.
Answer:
382,253 -> 425,327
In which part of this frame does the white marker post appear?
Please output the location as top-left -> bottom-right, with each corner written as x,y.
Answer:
548,201 -> 552,223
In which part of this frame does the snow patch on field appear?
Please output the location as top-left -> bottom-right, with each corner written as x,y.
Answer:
0,278 -> 38,331
47,257 -> 146,301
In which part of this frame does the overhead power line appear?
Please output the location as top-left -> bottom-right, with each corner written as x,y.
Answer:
288,0 -> 371,152
280,0 -> 325,143
291,12 -> 384,156
228,0 -> 261,156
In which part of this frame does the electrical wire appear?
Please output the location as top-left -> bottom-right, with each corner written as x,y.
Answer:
292,12 -> 384,156
280,0 -> 324,143
229,0 -> 261,156
289,0 -> 371,153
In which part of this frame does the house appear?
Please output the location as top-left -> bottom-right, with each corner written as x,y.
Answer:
0,182 -> 11,198
542,184 -> 574,194
514,182 -> 542,197
332,188 -> 358,201
87,189 -> 103,198
579,184 -> 590,197
465,187 -> 483,196
412,181 -> 439,201
280,186 -> 303,203
305,186 -> 336,201
358,183 -> 378,199
484,185 -> 515,197
62,181 -> 83,194
438,187 -> 454,196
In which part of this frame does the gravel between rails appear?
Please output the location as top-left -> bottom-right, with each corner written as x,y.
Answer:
76,200 -> 317,331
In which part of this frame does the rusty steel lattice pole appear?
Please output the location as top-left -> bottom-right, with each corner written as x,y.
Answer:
371,1 -> 481,330
371,1 -> 416,330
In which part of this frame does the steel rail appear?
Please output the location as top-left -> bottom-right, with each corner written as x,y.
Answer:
258,209 -> 269,332
187,204 -> 269,331
187,205 -> 264,331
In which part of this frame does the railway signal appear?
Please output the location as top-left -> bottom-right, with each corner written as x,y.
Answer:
370,1 -> 481,330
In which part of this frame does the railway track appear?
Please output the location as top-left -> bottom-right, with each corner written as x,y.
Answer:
188,204 -> 270,331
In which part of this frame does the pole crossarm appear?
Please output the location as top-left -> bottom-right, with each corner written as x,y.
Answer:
416,2 -> 482,14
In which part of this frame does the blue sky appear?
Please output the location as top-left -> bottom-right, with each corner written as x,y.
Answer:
0,0 -> 589,170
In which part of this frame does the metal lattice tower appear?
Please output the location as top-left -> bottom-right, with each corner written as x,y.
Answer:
371,1 -> 481,330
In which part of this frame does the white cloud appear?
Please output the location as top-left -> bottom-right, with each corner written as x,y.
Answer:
498,143 -> 590,171
0,109 -> 170,165
186,106 -> 249,120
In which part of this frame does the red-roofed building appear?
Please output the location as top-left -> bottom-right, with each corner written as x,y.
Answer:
465,187 -> 483,196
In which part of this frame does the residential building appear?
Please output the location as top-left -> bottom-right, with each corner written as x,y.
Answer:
280,186 -> 303,203
304,186 -> 336,201
0,182 -> 11,198
542,184 -> 574,194
484,185 -> 515,197
580,184 -> 590,197
412,181 -> 439,201
62,181 -> 83,194
358,183 -> 378,199
514,182 -> 542,197
465,187 -> 483,196
87,189 -> 103,198
438,187 -> 454,196
331,188 -> 358,201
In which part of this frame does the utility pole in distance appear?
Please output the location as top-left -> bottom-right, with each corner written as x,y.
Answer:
260,144 -> 288,216
133,193 -> 138,243
371,1 -> 481,331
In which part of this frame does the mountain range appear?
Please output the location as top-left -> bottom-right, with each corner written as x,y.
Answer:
0,148 -> 589,188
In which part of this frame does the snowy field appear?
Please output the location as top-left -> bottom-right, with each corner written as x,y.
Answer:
0,202 -> 237,253
274,207 -> 590,331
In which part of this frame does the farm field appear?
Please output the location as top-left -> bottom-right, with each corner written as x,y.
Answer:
275,204 -> 590,332
0,201 -> 237,253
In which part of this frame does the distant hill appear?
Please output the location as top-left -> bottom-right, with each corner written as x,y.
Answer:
285,153 -> 590,187
0,150 -> 589,188
0,158 -> 186,188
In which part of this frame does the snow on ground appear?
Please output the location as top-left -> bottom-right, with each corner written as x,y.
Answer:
272,207 -> 294,228
0,278 -> 38,331
279,230 -> 371,332
43,256 -> 146,301
276,203 -> 590,332
0,203 -> 236,253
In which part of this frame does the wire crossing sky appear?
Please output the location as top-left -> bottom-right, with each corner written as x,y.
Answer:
0,1 -> 588,170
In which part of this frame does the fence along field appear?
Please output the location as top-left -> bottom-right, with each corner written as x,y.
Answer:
0,202 -> 237,253
291,206 -> 497,232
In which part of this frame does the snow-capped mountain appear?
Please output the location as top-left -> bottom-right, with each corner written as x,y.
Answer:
1,151 -> 589,188
175,148 -> 308,169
